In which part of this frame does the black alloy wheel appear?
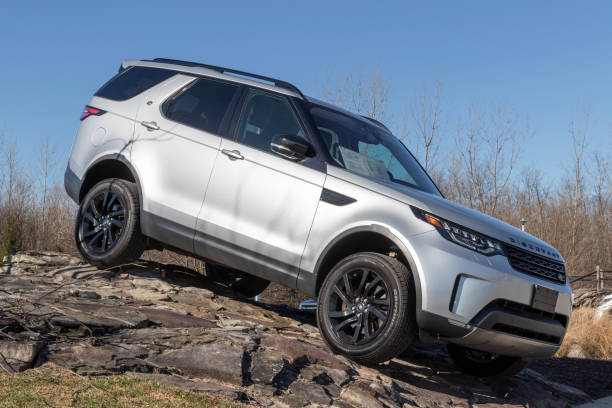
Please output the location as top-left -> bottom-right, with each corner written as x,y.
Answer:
75,179 -> 144,268
317,252 -> 416,364
80,190 -> 126,254
326,267 -> 391,345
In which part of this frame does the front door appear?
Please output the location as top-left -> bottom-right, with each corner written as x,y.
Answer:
195,89 -> 326,287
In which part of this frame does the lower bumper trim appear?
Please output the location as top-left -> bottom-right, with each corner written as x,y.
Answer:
445,327 -> 559,358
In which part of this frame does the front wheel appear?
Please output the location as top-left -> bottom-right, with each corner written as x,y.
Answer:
447,343 -> 528,377
317,252 -> 417,364
75,178 -> 145,268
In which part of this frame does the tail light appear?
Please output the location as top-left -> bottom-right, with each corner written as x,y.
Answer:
80,106 -> 106,121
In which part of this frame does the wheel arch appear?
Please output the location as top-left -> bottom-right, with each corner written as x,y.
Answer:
79,154 -> 143,214
310,225 -> 423,312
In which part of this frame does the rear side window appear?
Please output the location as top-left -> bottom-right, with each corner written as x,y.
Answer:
95,66 -> 175,101
163,78 -> 239,135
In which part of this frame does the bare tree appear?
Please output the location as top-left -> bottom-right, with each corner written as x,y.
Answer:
3,138 -> 19,212
322,68 -> 391,123
565,106 -> 591,261
405,79 -> 445,172
591,151 -> 612,268
0,128 -> 5,204
592,152 -> 610,216
454,104 -> 526,216
37,136 -> 58,245
568,106 -> 590,213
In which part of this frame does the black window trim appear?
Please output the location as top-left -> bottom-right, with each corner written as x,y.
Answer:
159,75 -> 244,139
229,87 -> 324,163
94,66 -> 136,100
305,101 -> 444,197
94,66 -> 177,102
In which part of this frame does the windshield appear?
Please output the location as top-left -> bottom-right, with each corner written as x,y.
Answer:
309,105 -> 441,196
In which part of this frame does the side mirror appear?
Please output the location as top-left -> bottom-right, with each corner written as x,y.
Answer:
271,134 -> 315,161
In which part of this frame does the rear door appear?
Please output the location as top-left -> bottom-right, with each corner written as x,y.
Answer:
131,74 -> 242,252
195,89 -> 326,287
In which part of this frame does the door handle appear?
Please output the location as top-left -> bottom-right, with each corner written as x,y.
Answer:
221,149 -> 244,160
141,121 -> 160,131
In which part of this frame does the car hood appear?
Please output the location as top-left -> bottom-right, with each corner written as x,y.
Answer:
412,190 -> 562,261
329,167 -> 564,263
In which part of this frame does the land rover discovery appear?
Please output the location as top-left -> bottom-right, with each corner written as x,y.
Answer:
65,58 -> 572,376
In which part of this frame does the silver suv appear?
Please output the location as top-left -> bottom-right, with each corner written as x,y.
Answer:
65,58 -> 572,376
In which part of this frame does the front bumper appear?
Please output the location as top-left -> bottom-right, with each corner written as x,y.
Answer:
442,298 -> 568,357
410,230 -> 572,357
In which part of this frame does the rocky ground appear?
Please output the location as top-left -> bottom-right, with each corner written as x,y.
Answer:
0,251 -> 610,407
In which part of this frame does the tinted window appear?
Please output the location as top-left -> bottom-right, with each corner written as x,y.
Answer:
310,106 -> 441,196
236,90 -> 305,153
163,78 -> 239,135
95,66 -> 175,101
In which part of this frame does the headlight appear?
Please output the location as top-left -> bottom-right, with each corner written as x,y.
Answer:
410,206 -> 504,256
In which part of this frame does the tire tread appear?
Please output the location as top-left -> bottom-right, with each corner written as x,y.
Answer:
317,252 -> 417,364
75,178 -> 145,268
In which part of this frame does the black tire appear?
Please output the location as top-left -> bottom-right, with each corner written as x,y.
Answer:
205,263 -> 270,298
75,178 -> 145,268
447,343 -> 528,377
316,252 -> 416,364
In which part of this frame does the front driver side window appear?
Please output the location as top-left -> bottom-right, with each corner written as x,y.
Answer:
236,90 -> 305,153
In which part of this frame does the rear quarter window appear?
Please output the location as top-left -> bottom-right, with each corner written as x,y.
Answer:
162,77 -> 240,135
95,66 -> 175,101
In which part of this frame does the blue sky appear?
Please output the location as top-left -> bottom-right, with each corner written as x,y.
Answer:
0,1 -> 610,185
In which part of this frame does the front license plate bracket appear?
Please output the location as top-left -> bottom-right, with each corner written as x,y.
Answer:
531,285 -> 558,313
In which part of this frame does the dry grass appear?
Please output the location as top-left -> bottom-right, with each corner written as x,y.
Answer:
0,365 -> 244,408
556,307 -> 612,359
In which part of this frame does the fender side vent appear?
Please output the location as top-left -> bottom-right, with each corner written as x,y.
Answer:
320,189 -> 356,206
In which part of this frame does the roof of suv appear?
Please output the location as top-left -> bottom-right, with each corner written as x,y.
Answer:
123,58 -> 305,100
123,58 -> 391,132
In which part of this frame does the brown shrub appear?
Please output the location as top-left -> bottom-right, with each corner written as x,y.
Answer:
556,307 -> 612,359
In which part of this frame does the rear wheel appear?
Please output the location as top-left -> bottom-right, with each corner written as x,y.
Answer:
447,343 -> 528,377
317,252 -> 416,364
75,178 -> 145,268
205,263 -> 270,298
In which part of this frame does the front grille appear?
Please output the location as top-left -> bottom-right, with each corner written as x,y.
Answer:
492,323 -> 561,344
504,245 -> 566,283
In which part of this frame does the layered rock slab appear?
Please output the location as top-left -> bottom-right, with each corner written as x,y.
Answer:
0,251 -> 605,407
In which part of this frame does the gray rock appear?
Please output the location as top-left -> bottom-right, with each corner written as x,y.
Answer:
3,252 -> 81,266
250,351 -> 286,385
261,334 -> 352,372
283,382 -> 334,406
132,275 -> 174,293
139,307 -> 217,329
69,290 -> 102,300
45,343 -> 153,375
341,380 -> 386,408
0,341 -> 44,372
150,343 -> 245,385
46,303 -> 150,332
322,367 -> 353,386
